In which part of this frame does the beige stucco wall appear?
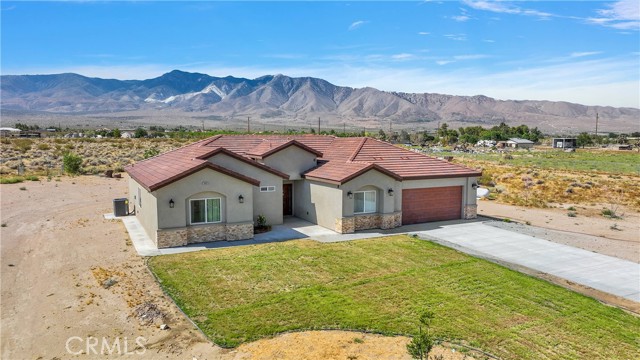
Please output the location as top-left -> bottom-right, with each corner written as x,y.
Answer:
341,169 -> 401,217
294,179 -> 343,230
208,153 -> 284,225
128,177 -> 158,242
154,167 -> 254,229
262,146 -> 317,180
402,177 -> 478,217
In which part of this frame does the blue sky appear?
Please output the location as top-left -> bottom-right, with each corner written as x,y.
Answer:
2,1 -> 639,108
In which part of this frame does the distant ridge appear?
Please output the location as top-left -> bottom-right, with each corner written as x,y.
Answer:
1,70 -> 638,132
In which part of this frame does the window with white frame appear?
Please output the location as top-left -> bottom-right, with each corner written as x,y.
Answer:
260,186 -> 276,192
190,198 -> 222,224
354,190 -> 376,214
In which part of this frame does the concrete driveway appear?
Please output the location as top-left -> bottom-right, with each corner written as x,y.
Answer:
415,222 -> 640,303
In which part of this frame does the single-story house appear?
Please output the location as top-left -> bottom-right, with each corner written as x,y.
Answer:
506,138 -> 535,149
553,138 -> 577,149
0,127 -> 22,137
125,135 -> 481,248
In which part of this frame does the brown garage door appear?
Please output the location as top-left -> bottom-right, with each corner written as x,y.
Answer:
402,186 -> 462,225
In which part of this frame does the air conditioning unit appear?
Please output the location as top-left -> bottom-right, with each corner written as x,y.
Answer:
113,198 -> 129,217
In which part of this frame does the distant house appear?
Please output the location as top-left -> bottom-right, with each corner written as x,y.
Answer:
506,138 -> 535,149
553,138 -> 577,149
0,127 -> 22,137
125,135 -> 482,249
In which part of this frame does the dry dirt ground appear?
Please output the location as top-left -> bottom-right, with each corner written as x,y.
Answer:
2,175 -> 637,359
0,176 -> 478,360
478,200 -> 639,262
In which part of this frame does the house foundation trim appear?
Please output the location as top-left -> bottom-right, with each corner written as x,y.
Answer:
156,222 -> 254,248
335,212 -> 402,234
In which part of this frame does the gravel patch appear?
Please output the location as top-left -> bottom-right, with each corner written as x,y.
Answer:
485,220 -> 639,263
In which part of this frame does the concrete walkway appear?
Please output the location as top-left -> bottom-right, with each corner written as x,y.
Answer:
415,222 -> 640,302
107,213 -> 639,302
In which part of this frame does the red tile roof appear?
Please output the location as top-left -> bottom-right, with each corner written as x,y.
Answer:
126,135 -> 480,190
245,139 -> 323,159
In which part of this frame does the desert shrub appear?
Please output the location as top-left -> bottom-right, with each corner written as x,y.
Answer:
37,143 -> 51,151
25,175 -> 39,181
12,139 -> 33,153
601,208 -> 620,219
0,177 -> 24,184
478,171 -> 493,186
567,211 -> 577,217
143,147 -> 161,159
63,152 -> 83,175
407,310 -> 436,360
256,215 -> 267,228
1,137 -> 11,144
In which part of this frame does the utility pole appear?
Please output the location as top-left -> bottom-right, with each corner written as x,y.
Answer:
318,117 -> 321,134
389,119 -> 392,134
202,119 -> 205,131
595,112 -> 599,138
343,122 -> 346,134
247,116 -> 250,133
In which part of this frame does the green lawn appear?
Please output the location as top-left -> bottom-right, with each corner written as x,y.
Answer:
438,149 -> 640,175
149,236 -> 640,359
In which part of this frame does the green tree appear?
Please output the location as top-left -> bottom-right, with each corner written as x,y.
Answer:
377,129 -> 387,141
577,132 -> 592,148
112,128 -> 121,138
407,310 -> 436,360
63,152 -> 83,175
399,130 -> 410,143
134,127 -> 148,138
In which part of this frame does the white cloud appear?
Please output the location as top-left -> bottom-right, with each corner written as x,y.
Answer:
483,39 -> 496,43
444,34 -> 467,41
348,20 -> 368,31
451,15 -> 471,22
588,0 -> 639,30
454,54 -> 489,60
570,51 -> 602,58
463,0 -> 554,19
417,32 -> 430,35
391,53 -> 415,61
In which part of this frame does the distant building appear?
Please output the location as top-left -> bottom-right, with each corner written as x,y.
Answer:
0,127 -> 22,137
506,138 -> 535,149
553,138 -> 577,149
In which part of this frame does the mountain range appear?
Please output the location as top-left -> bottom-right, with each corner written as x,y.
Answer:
1,70 -> 638,133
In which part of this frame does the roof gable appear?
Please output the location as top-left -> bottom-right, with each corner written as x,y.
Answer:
198,147 -> 290,179
245,139 -> 323,159
129,162 -> 259,192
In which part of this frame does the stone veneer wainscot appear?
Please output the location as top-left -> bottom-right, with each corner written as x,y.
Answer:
335,212 -> 402,234
155,222 -> 254,248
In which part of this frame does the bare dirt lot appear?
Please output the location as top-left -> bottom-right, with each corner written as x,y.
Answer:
1,175 -> 637,359
1,176 -> 479,359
